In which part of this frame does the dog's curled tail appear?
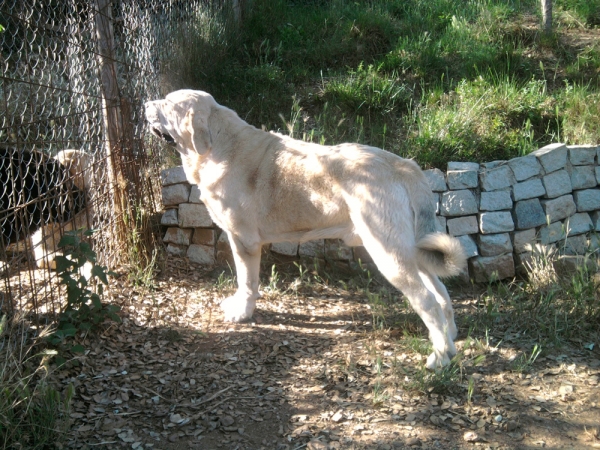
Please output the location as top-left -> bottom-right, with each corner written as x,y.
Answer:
416,233 -> 467,278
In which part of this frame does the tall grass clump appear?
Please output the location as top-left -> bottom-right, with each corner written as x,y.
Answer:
0,315 -> 73,449
556,0 -> 600,27
468,244 -> 600,347
402,74 -> 558,167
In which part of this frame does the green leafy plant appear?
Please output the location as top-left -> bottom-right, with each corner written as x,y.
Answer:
48,229 -> 119,350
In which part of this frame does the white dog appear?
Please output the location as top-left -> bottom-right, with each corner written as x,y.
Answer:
145,90 -> 466,369
31,149 -> 93,270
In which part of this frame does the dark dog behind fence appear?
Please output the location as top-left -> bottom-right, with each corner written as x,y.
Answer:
0,147 -> 87,248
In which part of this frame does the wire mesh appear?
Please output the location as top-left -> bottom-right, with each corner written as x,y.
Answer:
0,0 -> 221,323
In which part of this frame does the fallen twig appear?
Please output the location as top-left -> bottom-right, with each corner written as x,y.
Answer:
188,385 -> 233,409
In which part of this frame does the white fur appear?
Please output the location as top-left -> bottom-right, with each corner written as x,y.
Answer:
31,150 -> 94,273
145,90 -> 466,369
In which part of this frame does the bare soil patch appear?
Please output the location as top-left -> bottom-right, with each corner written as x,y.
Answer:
49,257 -> 600,450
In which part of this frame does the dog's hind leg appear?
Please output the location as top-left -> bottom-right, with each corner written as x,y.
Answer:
350,210 -> 454,369
384,263 -> 455,369
220,233 -> 262,322
419,270 -> 458,341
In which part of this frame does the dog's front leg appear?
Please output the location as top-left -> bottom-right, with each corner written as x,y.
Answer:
220,233 -> 262,322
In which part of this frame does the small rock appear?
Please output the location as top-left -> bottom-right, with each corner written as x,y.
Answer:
220,415 -> 235,427
559,385 -> 574,395
331,410 -> 344,423
463,431 -> 483,442
494,415 -> 503,423
405,437 -> 421,446
170,413 -> 184,424
307,439 -> 328,450
506,421 -> 519,432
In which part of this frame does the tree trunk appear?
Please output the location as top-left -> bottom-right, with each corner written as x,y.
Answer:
541,0 -> 552,34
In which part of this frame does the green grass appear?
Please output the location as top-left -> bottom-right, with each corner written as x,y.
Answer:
163,0 -> 600,168
0,315 -> 72,449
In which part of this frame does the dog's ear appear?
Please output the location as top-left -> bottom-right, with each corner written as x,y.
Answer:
183,110 -> 211,155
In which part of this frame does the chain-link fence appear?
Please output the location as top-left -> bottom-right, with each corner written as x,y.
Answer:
0,0 -> 225,322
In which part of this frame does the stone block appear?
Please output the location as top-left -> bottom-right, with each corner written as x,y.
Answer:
325,239 -> 353,260
456,235 -> 478,258
512,228 -> 537,253
563,235 -> 588,256
447,168 -> 478,189
591,211 -> 600,231
187,244 -> 216,265
481,160 -> 507,170
513,198 -> 546,229
542,169 -> 572,198
161,209 -> 178,226
574,189 -> 600,212
161,166 -> 188,186
565,212 -> 592,236
163,227 -> 192,246
469,253 -> 515,283
192,228 -> 216,245
162,184 -> 191,206
440,190 -> 478,216
216,232 -> 234,265
189,185 -> 202,203
553,255 -> 597,275
596,166 -> 600,185
540,221 -> 566,245
299,240 -> 324,257
423,168 -> 447,192
479,163 -> 516,191
512,178 -> 546,201
270,242 -> 299,256
166,243 -> 187,257
448,162 -> 480,171
568,145 -> 597,165
478,233 -> 513,257
531,143 -> 568,173
179,203 -> 213,228
514,251 -> 533,273
569,165 -> 596,190
480,190 -> 512,211
541,194 -> 576,222
508,155 -> 542,181
479,211 -> 514,234
436,216 -> 447,233
353,246 -> 373,264
447,216 -> 478,236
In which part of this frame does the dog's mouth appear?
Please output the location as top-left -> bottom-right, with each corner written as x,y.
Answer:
151,127 -> 176,146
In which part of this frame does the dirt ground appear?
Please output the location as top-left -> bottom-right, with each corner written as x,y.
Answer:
50,256 -> 600,450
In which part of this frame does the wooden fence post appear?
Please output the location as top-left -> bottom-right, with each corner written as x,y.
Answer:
94,0 -> 131,260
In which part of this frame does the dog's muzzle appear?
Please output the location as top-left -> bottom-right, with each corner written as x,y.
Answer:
151,127 -> 176,146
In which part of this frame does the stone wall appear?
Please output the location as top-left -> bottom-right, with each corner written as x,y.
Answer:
160,143 -> 600,282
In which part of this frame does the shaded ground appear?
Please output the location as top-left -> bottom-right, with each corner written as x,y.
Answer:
47,257 -> 600,450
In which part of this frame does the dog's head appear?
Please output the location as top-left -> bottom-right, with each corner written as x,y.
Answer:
55,149 -> 93,191
145,90 -> 215,157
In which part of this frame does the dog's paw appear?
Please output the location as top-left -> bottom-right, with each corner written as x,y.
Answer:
426,351 -> 452,370
220,296 -> 256,322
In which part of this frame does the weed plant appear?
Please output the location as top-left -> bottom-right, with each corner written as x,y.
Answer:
0,315 -> 73,449
163,0 -> 600,168
462,244 -> 600,350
